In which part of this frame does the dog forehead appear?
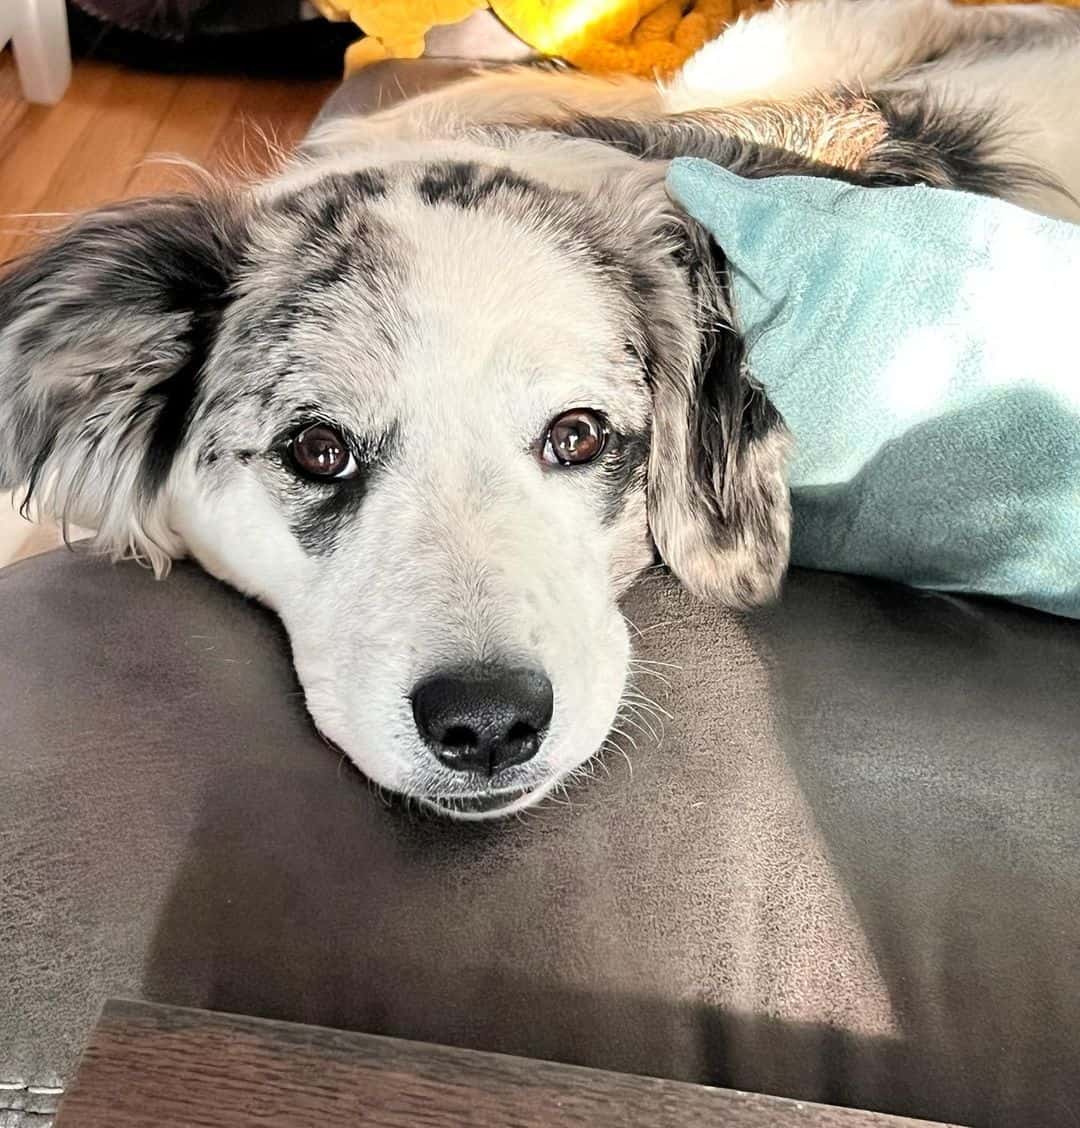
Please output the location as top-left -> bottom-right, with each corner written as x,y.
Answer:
391,241 -> 656,460
233,186 -> 636,394
394,210 -> 634,381
261,155 -> 657,314
199,157 -> 669,448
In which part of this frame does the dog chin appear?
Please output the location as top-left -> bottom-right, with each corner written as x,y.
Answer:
419,775 -> 565,821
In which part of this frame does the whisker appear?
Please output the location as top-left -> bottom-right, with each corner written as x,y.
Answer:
618,699 -> 663,744
608,725 -> 640,751
624,684 -> 669,711
368,780 -> 393,809
627,666 -> 673,688
591,755 -> 612,779
629,657 -> 684,671
621,696 -> 663,737
622,690 -> 674,721
601,740 -> 635,780
621,698 -> 668,731
622,612 -> 647,642
624,623 -> 677,647
615,709 -> 658,744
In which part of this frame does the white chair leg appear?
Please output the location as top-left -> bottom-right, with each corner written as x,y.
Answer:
12,0 -> 72,105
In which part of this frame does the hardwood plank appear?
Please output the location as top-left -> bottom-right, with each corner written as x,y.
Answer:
55,1000 -> 957,1128
0,62 -> 119,260
32,69 -> 183,212
0,50 -> 29,157
204,77 -> 335,180
121,74 -> 246,197
0,64 -> 331,262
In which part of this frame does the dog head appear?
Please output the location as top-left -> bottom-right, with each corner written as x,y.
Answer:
0,128 -> 790,817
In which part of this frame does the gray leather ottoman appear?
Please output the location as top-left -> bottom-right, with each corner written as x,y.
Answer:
2,548 -> 1078,1127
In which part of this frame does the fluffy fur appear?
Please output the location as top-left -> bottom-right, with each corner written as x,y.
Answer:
2,0 -> 1079,817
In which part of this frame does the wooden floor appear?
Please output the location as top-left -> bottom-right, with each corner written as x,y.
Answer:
0,48 -> 335,566
0,49 -> 334,261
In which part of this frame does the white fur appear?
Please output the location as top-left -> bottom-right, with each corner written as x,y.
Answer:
667,0 -> 1080,219
252,0 -> 1080,811
6,0 -> 1080,818
172,188 -> 655,813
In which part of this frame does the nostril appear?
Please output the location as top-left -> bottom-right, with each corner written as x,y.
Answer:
441,725 -> 479,750
503,723 -> 541,769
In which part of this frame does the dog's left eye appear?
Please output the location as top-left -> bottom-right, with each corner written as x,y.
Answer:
288,425 -> 358,481
542,409 -> 608,466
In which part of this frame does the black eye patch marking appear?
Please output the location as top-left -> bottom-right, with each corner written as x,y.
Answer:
269,420 -> 398,556
597,427 -> 650,527
289,473 -> 372,556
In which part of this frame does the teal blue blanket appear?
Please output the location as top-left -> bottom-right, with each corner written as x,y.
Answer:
667,159 -> 1080,620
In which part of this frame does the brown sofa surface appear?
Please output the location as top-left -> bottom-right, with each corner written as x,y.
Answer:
2,548 -> 1078,1128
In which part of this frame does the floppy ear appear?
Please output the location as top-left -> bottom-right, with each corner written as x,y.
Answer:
645,215 -> 793,608
0,194 -> 244,571
536,113 -> 814,606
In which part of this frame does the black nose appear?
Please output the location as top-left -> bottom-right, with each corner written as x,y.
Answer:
411,666 -> 553,775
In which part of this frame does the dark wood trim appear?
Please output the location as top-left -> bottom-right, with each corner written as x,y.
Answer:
55,999 -> 954,1127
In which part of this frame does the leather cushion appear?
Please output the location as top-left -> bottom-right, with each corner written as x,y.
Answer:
2,550 -> 1078,1126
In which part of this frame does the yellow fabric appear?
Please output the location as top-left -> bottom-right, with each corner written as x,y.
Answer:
312,0 -> 1080,78
312,0 -> 490,66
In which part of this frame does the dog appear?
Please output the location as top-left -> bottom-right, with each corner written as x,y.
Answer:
2,0 -> 1078,818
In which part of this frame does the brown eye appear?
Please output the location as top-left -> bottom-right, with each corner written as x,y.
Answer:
543,409 -> 608,467
289,425 -> 357,480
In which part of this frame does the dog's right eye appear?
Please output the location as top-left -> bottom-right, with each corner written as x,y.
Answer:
542,409 -> 609,467
288,425 -> 358,481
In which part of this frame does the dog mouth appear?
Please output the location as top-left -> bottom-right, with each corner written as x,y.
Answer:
312,726 -> 552,819
421,785 -> 543,820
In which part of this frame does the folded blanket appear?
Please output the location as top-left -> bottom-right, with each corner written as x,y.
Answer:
668,159 -> 1080,620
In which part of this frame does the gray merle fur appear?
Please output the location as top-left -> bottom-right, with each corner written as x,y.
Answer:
0,193 -> 245,529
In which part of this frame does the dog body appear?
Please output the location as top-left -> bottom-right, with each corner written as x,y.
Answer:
2,0 -> 1078,816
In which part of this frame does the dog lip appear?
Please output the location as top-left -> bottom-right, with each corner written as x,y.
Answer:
424,787 -> 533,816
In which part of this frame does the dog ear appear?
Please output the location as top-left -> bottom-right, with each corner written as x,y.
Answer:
535,113 -> 812,606
0,193 -> 244,571
645,213 -> 793,609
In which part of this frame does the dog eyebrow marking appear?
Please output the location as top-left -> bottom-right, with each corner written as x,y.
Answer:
278,168 -> 390,231
416,161 -> 546,208
246,211 -> 401,351
417,160 -> 480,206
